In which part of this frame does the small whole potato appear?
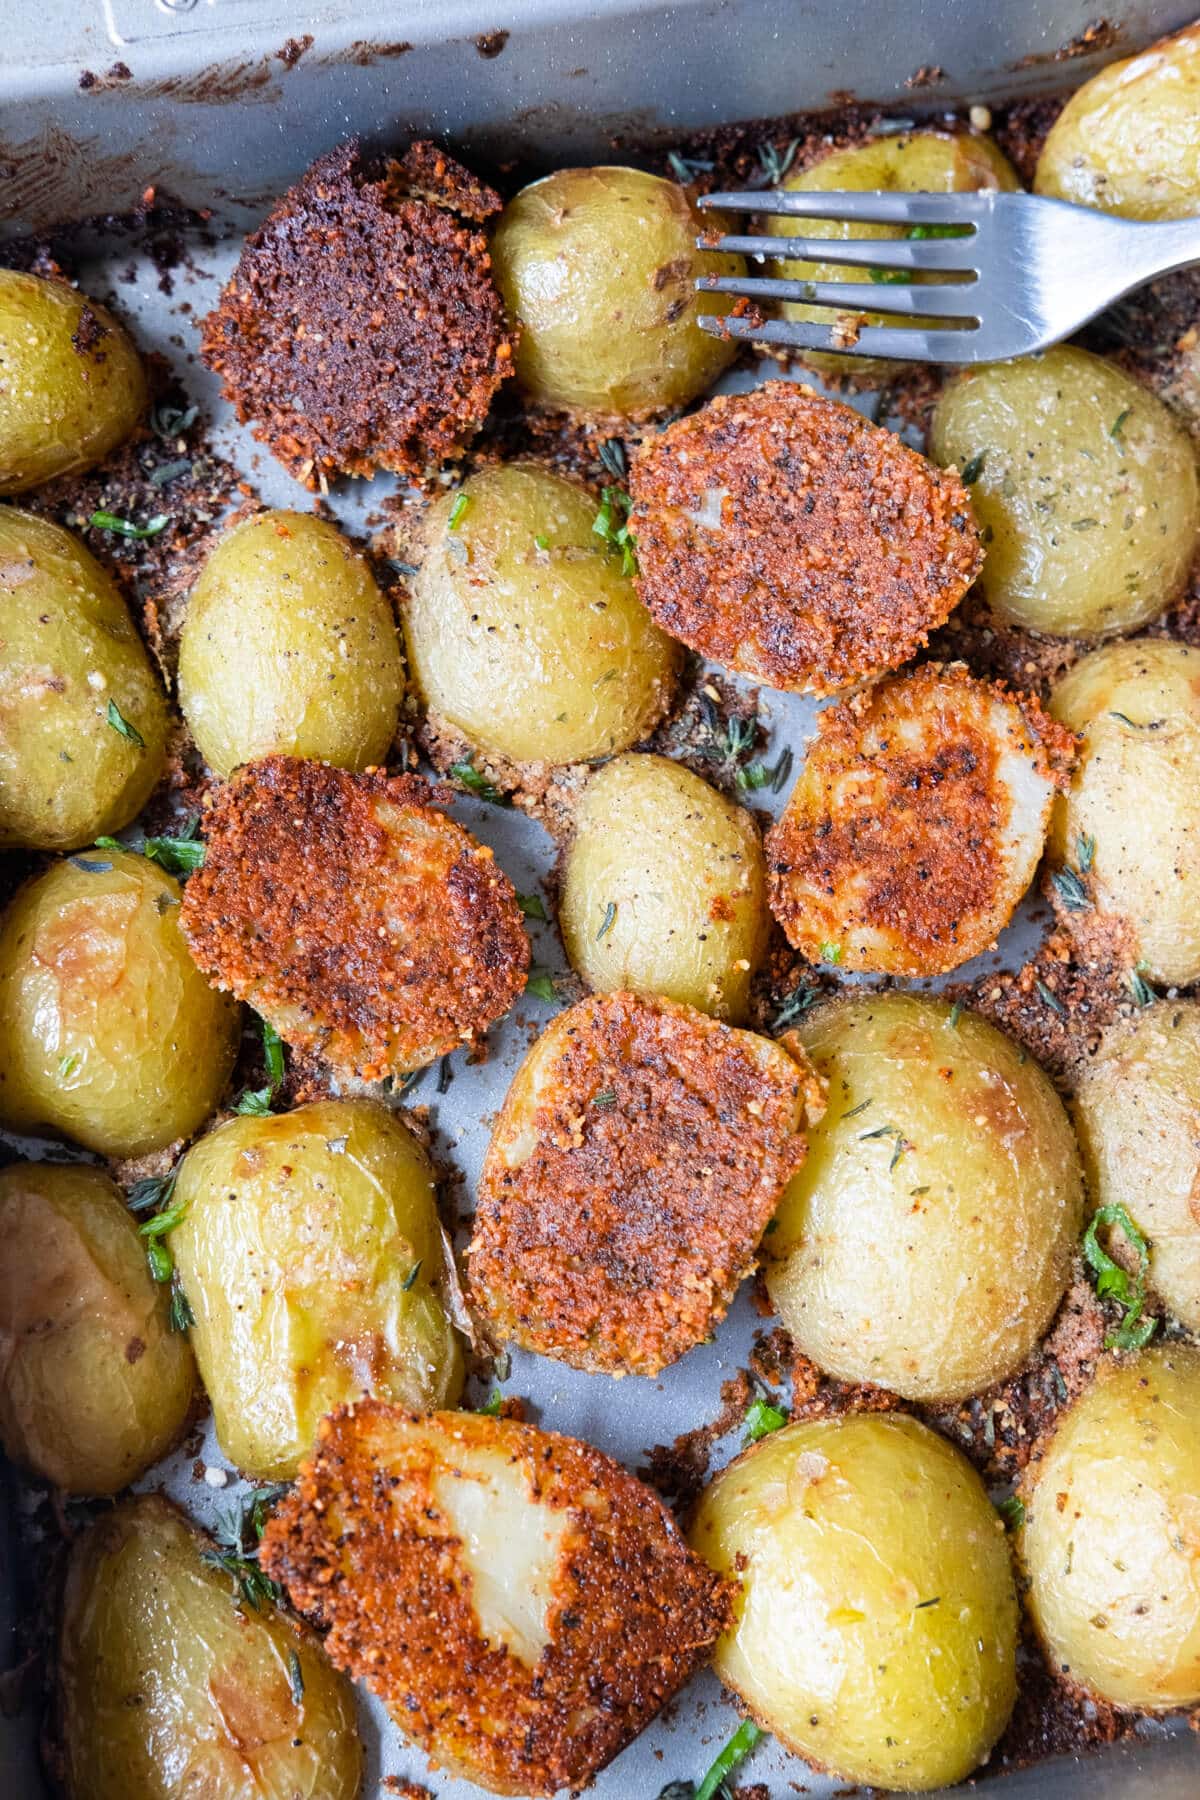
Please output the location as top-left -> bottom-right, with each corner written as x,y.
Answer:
930,347 -> 1200,637
56,1494 -> 362,1800
765,992 -> 1083,1402
690,1413 -> 1018,1791
1074,1001 -> 1200,1332
403,462 -> 680,766
0,270 -> 147,493
491,166 -> 744,417
0,1162 -> 195,1494
768,131 -> 1019,375
168,1098 -> 464,1479
0,849 -> 240,1157
1023,1345 -> 1200,1709
1049,639 -> 1200,985
560,753 -> 768,1020
1036,22 -> 1200,217
178,509 -> 405,777
0,508 -> 169,851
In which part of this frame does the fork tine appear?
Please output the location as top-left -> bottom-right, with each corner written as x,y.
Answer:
696,273 -> 979,318
701,188 -> 987,226
695,312 -> 976,362
700,233 -> 976,272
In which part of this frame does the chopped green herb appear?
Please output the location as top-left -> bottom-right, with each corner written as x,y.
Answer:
168,1275 -> 195,1333
1051,866 -> 1090,912
598,436 -> 628,481
106,699 -> 145,748
947,1000 -> 964,1030
907,222 -> 962,240
526,969 -> 559,1004
127,1166 -> 179,1215
868,264 -> 912,285
818,941 -> 843,965
592,484 -> 638,576
401,1260 -> 422,1292
58,1053 -> 80,1078
666,151 -> 715,184
89,510 -> 169,539
235,1088 -> 274,1116
534,532 -> 550,551
437,1056 -> 453,1094
151,401 -> 198,439
737,746 -> 794,793
997,1494 -> 1026,1531
449,759 -> 511,806
517,892 -> 548,921
695,1720 -> 765,1800
69,854 -> 112,872
843,1097 -> 873,1119
199,1545 -> 282,1612
234,1006 -> 285,1117
1036,979 -> 1066,1018
1108,711 -> 1139,728
1129,962 -> 1156,1007
1077,833 -> 1096,874
592,1088 -> 618,1108
744,1395 -> 787,1442
1110,408 -> 1131,443
262,1018 -> 284,1091
143,830 -> 205,875
478,1388 -> 504,1416
1082,1203 -> 1158,1351
1071,517 -> 1099,532
145,1239 -> 173,1284
914,1596 -> 941,1610
596,901 -> 618,941
772,982 -> 817,1031
287,1648 -> 304,1707
447,491 -> 470,531
757,137 -> 800,184
149,457 -> 192,488
959,451 -> 987,486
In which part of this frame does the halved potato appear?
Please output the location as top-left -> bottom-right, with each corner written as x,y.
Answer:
260,1400 -> 733,1798
765,664 -> 1072,975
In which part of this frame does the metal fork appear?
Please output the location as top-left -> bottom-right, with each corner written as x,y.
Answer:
694,188 -> 1200,363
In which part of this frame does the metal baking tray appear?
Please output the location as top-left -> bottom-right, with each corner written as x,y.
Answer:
3,5 -> 1200,1797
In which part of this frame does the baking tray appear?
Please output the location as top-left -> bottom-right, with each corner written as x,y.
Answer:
3,5 -> 1200,1797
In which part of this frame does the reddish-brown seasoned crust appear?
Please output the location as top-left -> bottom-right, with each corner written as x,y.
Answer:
628,381 -> 982,694
468,991 -> 819,1376
180,755 -> 529,1079
764,662 -> 1076,976
259,1400 -> 734,1799
199,139 -> 515,487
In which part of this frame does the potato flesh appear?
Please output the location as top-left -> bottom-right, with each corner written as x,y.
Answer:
768,132 -> 1019,374
0,271 -> 147,493
0,1163 -> 195,1494
1023,1346 -> 1200,1709
561,752 -> 768,1020
930,346 -> 1200,638
170,1098 -> 463,1479
57,1495 -> 361,1800
1036,22 -> 1200,218
0,849 -> 239,1157
178,509 -> 405,777
765,992 -> 1082,1402
1074,1001 -> 1200,1332
0,508 -> 169,850
491,166 -> 744,417
403,462 -> 679,765
1050,639 -> 1200,985
690,1413 -> 1018,1791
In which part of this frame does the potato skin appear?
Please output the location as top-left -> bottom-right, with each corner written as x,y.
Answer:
0,1162 -> 194,1494
769,131 -> 1018,375
1036,22 -> 1200,218
0,271 -> 147,493
403,463 -> 680,765
690,1413 -> 1018,1791
491,166 -> 743,417
765,992 -> 1083,1402
930,347 -> 1200,638
0,850 -> 239,1157
1073,1001 -> 1200,1332
1049,639 -> 1200,985
1023,1345 -> 1200,1709
56,1494 -> 362,1800
178,510 -> 405,777
169,1099 -> 464,1479
0,508 -> 169,851
561,753 -> 768,1020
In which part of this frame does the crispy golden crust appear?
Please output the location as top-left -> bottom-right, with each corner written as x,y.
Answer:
765,663 -> 1076,976
628,381 -> 982,694
199,140 -> 515,487
467,990 -> 817,1375
259,1400 -> 734,1798
180,756 -> 529,1079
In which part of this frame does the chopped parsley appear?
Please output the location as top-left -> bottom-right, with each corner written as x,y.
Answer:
596,901 -> 618,941
526,968 -> 559,1004
997,1494 -> 1026,1531
447,491 -> 470,530
135,1171 -> 188,1288
478,1388 -> 504,1417
592,485 -> 638,576
89,510 -> 169,539
534,532 -> 549,551
744,1395 -> 787,1442
105,699 -> 145,747
517,891 -> 548,921
449,758 -> 511,806
235,1015 -> 285,1116
97,815 -> 206,876
1082,1203 -> 1158,1351
817,941 -> 843,965
58,1053 -> 80,1078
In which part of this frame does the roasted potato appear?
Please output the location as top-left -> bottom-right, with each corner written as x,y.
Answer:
0,1162 -> 195,1494
56,1494 -> 362,1800
403,462 -> 679,767
469,989 -> 821,1376
1049,639 -> 1200,986
1074,1001 -> 1200,1332
765,663 -> 1072,975
1023,1345 -> 1200,1709
768,130 -> 1019,375
629,382 -> 981,694
0,270 -> 147,493
1036,22 -> 1200,218
690,1413 -> 1018,1791
260,1400 -> 732,1798
491,166 -> 744,417
180,758 -> 528,1081
0,849 -> 239,1157
168,1098 -> 464,1479
178,509 -> 405,777
764,992 -> 1083,1402
930,347 -> 1200,638
560,752 -> 768,1020
0,508 -> 169,851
